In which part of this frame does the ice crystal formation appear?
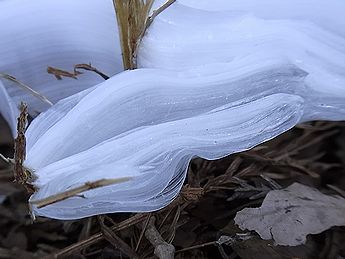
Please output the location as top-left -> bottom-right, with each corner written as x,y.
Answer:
0,0 -> 344,219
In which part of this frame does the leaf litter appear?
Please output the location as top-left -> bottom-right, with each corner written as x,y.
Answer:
1,114 -> 345,258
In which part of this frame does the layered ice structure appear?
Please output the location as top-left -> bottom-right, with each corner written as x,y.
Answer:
0,0 -> 345,219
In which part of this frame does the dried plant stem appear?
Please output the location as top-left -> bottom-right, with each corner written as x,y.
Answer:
48,64 -> 109,81
98,216 -> 140,259
47,66 -> 82,80
46,213 -> 148,258
144,216 -> 175,259
13,103 -> 36,193
143,0 -> 176,34
0,73 -> 53,106
113,0 -> 154,70
31,177 -> 131,208
113,0 -> 175,70
74,64 -> 110,80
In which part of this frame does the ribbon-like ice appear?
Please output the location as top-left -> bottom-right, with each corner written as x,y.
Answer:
0,0 -> 344,219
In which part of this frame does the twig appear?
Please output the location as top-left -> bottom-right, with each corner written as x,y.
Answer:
98,216 -> 139,259
30,177 -> 131,208
47,66 -> 81,80
46,213 -> 148,258
175,241 -> 216,253
144,0 -> 176,32
48,64 -> 110,81
0,73 -> 53,106
74,63 -> 110,80
134,0 -> 176,67
175,235 -> 252,255
144,216 -> 175,259
47,186 -> 199,258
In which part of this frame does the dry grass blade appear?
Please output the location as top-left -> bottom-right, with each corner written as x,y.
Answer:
0,73 -> 53,106
31,177 -> 132,208
113,0 -> 175,70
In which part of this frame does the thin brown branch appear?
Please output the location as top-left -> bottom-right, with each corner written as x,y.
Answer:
144,216 -> 175,259
31,177 -> 131,208
47,66 -> 81,80
46,186 -> 199,258
98,216 -> 139,259
0,73 -> 53,106
74,63 -> 110,80
175,241 -> 216,254
144,0 -> 176,32
46,213 -> 148,258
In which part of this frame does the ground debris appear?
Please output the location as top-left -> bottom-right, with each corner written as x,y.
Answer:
0,119 -> 345,258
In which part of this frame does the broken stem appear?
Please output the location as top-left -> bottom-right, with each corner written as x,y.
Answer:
74,63 -> 110,80
98,216 -> 140,259
143,0 -> 176,34
31,177 -> 132,208
144,216 -> 175,259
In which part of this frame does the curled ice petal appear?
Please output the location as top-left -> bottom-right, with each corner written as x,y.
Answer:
29,91 -> 304,219
26,62 -> 344,219
25,63 -> 307,169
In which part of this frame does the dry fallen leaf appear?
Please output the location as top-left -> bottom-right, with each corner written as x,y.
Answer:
234,183 -> 345,246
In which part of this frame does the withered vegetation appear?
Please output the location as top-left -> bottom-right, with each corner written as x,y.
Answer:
47,63 -> 110,81
0,73 -> 53,106
113,0 -> 176,70
31,178 -> 132,209
13,103 -> 36,193
0,118 -> 345,258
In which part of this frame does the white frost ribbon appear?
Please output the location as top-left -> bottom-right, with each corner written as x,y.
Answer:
0,0 -> 345,219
